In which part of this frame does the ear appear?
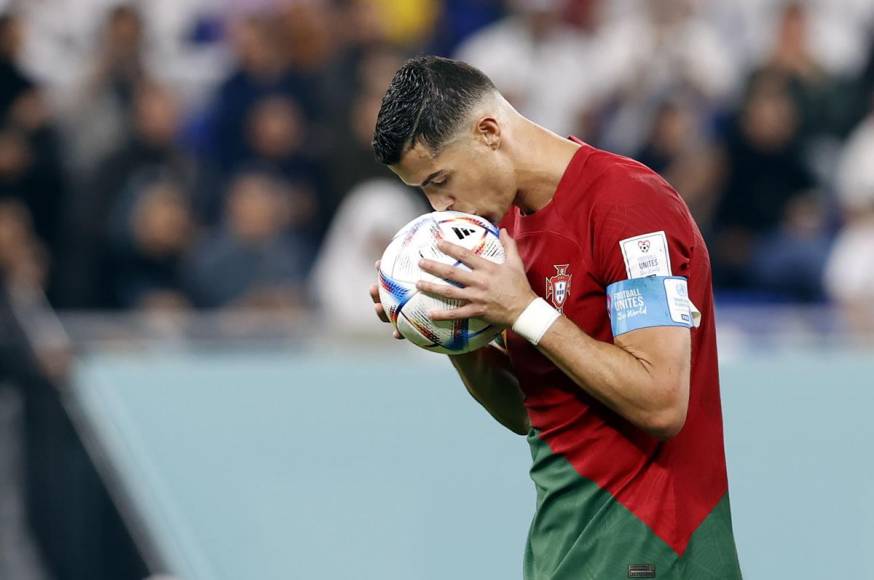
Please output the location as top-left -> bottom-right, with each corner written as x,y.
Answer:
474,116 -> 501,150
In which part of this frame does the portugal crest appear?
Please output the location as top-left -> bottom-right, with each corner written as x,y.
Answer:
545,264 -> 572,312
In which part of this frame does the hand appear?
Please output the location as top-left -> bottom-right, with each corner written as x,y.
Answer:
370,260 -> 403,339
416,228 -> 536,327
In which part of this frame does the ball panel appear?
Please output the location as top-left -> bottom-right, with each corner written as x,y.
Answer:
396,301 -> 441,348
377,269 -> 415,325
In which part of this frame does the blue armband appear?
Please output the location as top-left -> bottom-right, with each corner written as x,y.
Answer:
606,276 -> 693,337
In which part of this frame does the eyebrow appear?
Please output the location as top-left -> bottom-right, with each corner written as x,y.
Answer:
419,170 -> 444,188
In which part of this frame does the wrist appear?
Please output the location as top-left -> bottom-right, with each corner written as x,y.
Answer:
449,351 -> 477,361
511,297 -> 560,345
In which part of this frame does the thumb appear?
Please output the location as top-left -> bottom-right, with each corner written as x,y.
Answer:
499,228 -> 522,265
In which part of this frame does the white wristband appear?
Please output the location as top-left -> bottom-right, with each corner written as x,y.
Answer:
512,298 -> 560,345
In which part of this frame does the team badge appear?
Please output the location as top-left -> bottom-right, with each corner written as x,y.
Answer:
638,240 -> 651,252
545,264 -> 572,312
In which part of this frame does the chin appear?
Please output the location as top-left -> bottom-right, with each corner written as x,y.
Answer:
490,204 -> 515,225
482,212 -> 501,225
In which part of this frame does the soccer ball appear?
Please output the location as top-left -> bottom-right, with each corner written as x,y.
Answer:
378,211 -> 505,354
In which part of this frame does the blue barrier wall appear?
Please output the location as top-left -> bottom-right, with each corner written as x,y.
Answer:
74,346 -> 874,579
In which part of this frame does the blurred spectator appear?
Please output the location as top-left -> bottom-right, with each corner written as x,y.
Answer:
185,170 -> 312,310
428,0 -> 505,56
206,13 -> 320,170
311,178 -> 425,331
0,196 -> 70,374
634,95 -> 722,227
61,82 -> 193,308
61,5 -> 152,178
244,96 -> 306,170
0,200 -> 48,292
278,2 -> 340,73
238,95 -> 326,227
0,13 -> 66,296
845,33 -> 874,133
596,0 -> 739,154
105,179 -> 194,311
96,82 -> 191,206
0,13 -> 30,118
198,92 -> 328,238
711,71 -> 815,290
272,1 -> 346,136
825,104 -> 874,331
325,47 -> 402,216
0,126 -> 64,262
454,0 -> 606,136
750,2 -> 856,145
327,88 -> 388,202
793,0 -> 874,78
748,192 -> 831,301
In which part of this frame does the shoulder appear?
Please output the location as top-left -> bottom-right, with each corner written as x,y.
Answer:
563,146 -> 689,233
570,148 -> 699,282
588,149 -> 683,210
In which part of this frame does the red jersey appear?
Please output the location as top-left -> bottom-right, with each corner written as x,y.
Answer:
501,139 -> 741,579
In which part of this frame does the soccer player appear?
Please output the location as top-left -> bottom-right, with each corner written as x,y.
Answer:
368,56 -> 742,579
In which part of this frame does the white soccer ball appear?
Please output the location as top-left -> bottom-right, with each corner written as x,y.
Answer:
378,211 -> 505,354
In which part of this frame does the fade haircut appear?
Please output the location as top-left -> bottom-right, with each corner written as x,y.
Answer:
372,56 -> 496,166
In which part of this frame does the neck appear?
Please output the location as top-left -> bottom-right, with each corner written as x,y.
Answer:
510,119 -> 581,215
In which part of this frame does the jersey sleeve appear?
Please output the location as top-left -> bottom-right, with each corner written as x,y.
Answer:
589,170 -> 696,287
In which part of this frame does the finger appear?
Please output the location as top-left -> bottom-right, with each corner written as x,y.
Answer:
500,228 -> 525,269
428,304 -> 484,321
436,239 -> 491,270
369,283 -> 381,304
499,228 -> 519,259
416,279 -> 472,301
374,259 -> 381,270
373,302 -> 390,323
418,258 -> 478,286
393,329 -> 403,340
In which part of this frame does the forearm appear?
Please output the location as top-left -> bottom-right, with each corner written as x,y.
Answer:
536,317 -> 688,438
449,345 -> 529,436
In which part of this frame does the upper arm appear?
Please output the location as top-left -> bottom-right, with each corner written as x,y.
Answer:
614,325 -> 691,439
615,326 -> 691,398
591,173 -> 697,410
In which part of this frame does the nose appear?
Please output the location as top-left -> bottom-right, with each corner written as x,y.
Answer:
426,192 -> 454,212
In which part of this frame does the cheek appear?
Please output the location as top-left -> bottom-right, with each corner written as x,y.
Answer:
472,161 -> 510,193
447,154 -> 513,206
478,161 -> 514,201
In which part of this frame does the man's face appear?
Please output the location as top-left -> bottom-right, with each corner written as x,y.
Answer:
389,132 -> 516,224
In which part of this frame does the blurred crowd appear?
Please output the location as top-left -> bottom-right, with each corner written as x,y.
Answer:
0,0 -> 872,331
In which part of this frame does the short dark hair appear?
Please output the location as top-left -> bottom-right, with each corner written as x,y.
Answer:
372,56 -> 496,165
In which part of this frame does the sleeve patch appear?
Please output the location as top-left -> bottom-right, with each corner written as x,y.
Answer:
619,231 -> 672,278
607,276 -> 692,336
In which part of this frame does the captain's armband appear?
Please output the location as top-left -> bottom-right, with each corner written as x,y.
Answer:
606,276 -> 693,337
